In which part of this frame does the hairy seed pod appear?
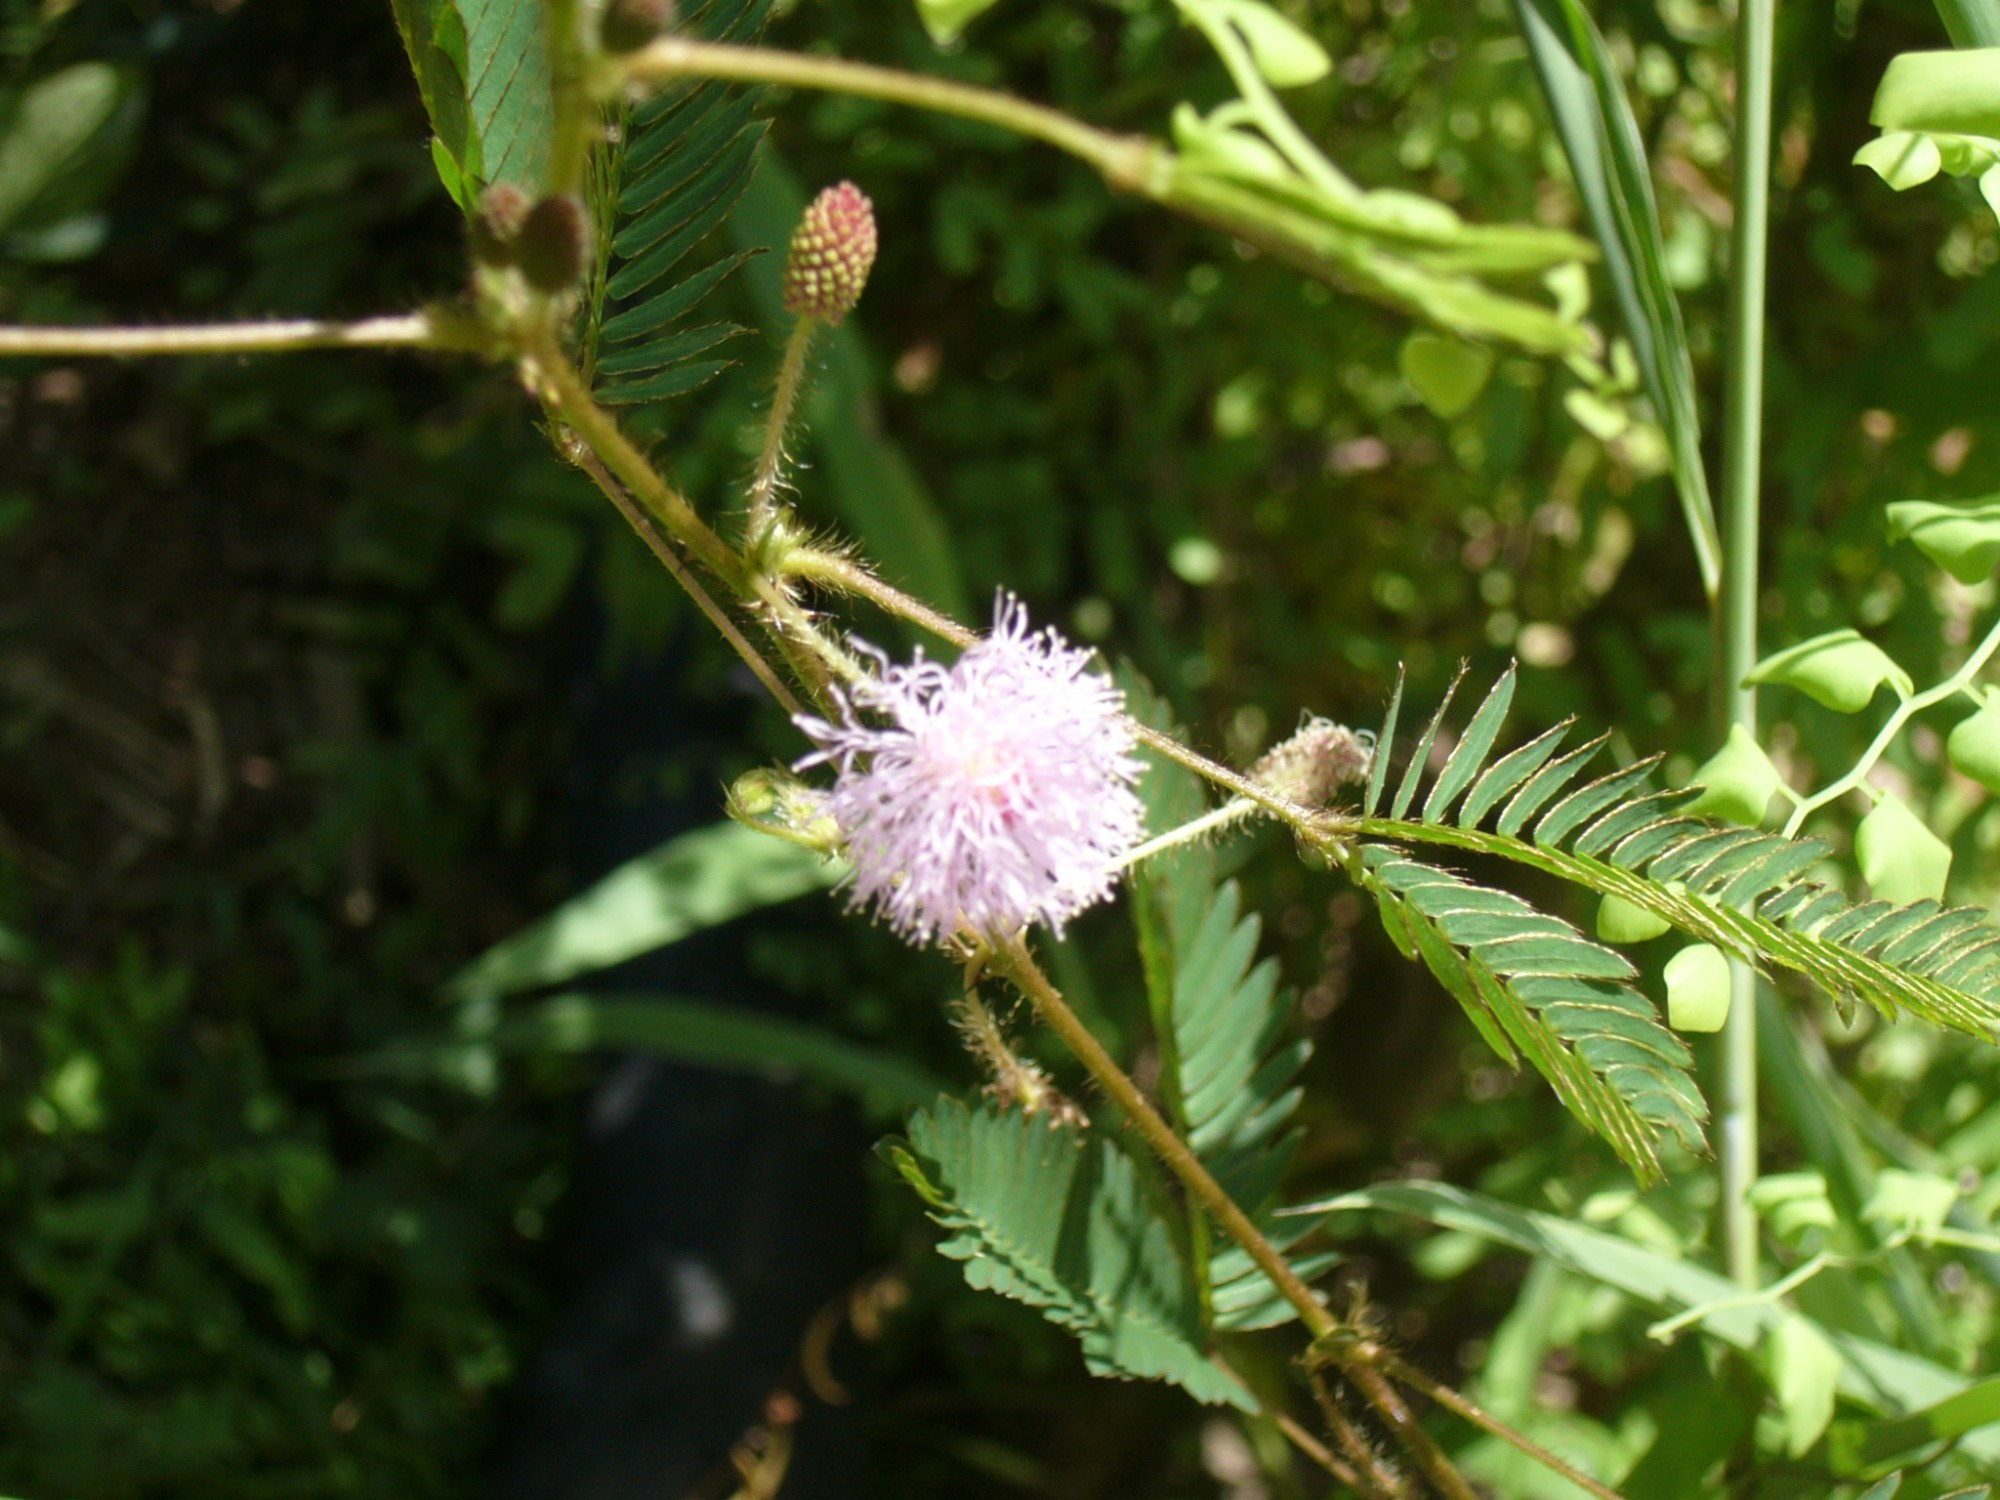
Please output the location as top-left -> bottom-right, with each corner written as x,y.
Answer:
782,181 -> 878,325
516,194 -> 593,293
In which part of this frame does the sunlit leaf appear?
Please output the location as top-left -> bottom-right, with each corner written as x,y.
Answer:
1745,630 -> 1912,714
1856,793 -> 1952,906
1665,943 -> 1731,1034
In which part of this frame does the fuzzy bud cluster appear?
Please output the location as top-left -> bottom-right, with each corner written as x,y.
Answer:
782,181 -> 878,325
1251,717 -> 1373,808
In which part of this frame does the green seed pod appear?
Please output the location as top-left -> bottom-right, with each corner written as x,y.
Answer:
1664,942 -> 1732,1033
1596,893 -> 1670,945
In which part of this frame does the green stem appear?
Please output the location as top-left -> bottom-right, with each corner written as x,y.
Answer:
991,933 -> 1336,1339
568,443 -> 806,717
613,39 -> 1162,193
1782,611 -> 2000,838
1374,1350 -> 1627,1500
1310,1372 -> 1407,1500
524,335 -> 744,586
542,0 -> 596,198
1718,0 -> 1777,1291
1115,799 -> 1256,871
0,313 -> 453,358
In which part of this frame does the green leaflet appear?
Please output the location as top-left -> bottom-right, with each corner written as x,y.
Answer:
1359,849 -> 1703,1183
441,820 -> 840,1002
885,1098 -> 1254,1409
1334,665 -> 2000,1054
1512,0 -> 1719,593
389,0 -> 553,205
360,991 -> 944,1114
583,0 -> 772,405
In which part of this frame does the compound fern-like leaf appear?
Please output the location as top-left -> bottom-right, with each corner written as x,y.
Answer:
583,0 -> 772,407
1336,664 -> 2000,1045
1361,848 -> 1704,1183
884,1098 -> 1252,1409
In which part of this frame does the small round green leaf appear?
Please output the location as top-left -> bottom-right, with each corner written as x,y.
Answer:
1563,388 -> 1630,440
1685,724 -> 1785,826
1767,1314 -> 1842,1458
1885,496 -> 2000,583
1664,943 -> 1732,1033
1870,48 -> 2000,138
1597,893 -> 1670,945
1215,0 -> 1332,88
1744,630 -> 1913,713
1400,334 -> 1495,419
1948,695 -> 2000,791
1854,130 -> 1944,190
1856,791 -> 1952,905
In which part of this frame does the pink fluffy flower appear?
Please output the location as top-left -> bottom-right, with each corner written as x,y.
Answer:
798,596 -> 1145,945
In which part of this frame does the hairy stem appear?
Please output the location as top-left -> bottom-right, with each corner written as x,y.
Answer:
1339,1361 -> 1480,1500
1717,0 -> 1777,1292
0,313 -> 453,359
568,445 -> 806,717
747,317 -> 818,534
992,933 -> 1335,1338
1311,1372 -> 1406,1500
1375,1349 -> 1627,1500
523,335 -> 743,585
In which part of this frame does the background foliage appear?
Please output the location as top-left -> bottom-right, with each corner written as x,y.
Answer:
8,0 -> 2000,1495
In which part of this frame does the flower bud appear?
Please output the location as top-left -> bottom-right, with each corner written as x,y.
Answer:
782,181 -> 878,325
516,194 -> 592,294
601,0 -> 675,54
1251,716 -> 1372,808
471,182 -> 531,266
727,767 -> 841,857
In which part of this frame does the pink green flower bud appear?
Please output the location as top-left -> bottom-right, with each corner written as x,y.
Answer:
782,181 -> 878,325
1251,716 -> 1373,808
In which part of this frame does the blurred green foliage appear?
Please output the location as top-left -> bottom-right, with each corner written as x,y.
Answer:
8,0 -> 2000,1495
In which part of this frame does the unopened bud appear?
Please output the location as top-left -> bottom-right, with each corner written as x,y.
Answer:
1252,717 -> 1373,808
516,194 -> 592,293
727,768 -> 842,856
782,181 -> 877,325
471,182 -> 531,266
601,0 -> 675,53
